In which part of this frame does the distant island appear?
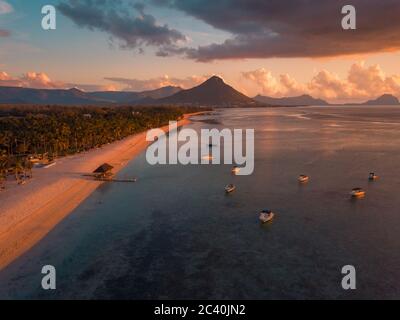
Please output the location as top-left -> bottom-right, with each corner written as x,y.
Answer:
361,94 -> 400,105
0,77 -> 399,107
253,94 -> 329,106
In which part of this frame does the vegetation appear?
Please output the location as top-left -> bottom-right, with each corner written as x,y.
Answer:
0,105 -> 207,189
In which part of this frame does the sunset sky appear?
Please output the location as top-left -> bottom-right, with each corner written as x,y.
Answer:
1,0 -> 400,103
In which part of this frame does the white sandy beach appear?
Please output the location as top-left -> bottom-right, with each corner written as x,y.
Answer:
0,114 -> 196,270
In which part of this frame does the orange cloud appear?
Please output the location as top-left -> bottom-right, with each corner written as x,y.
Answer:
0,71 -> 65,89
242,68 -> 306,97
0,1 -> 12,15
104,74 -> 210,91
0,71 -> 11,80
0,71 -> 118,92
242,62 -> 400,103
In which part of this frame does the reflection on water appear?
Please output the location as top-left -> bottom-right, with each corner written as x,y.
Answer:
1,106 -> 400,299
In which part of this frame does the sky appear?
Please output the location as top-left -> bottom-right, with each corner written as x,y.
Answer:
1,0 -> 400,103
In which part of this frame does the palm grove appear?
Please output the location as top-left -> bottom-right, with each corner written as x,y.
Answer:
0,105 -> 203,189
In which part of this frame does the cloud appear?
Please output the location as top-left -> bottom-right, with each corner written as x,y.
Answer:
0,71 -> 119,91
58,0 -> 186,52
0,71 -> 66,89
0,29 -> 10,37
21,72 -> 65,89
0,1 -> 12,14
0,1 -> 11,37
242,69 -> 280,96
66,83 -> 118,92
0,71 -> 11,80
308,70 -> 354,100
104,74 -> 209,91
346,62 -> 400,95
154,0 -> 400,61
242,62 -> 400,102
0,70 -> 207,92
242,68 -> 305,97
308,62 -> 400,101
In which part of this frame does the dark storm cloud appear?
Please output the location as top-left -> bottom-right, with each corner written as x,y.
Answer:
154,0 -> 400,61
58,0 -> 186,50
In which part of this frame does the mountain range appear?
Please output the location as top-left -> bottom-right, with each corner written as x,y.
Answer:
0,85 -> 182,105
0,76 -> 398,107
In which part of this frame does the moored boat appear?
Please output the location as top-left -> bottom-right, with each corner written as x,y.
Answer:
225,184 -> 236,193
298,174 -> 309,183
259,210 -> 275,223
351,187 -> 366,198
369,172 -> 379,181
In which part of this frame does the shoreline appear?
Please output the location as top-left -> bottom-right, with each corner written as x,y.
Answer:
0,113 -> 201,270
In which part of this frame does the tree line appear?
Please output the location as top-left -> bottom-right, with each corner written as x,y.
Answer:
0,105 -> 206,188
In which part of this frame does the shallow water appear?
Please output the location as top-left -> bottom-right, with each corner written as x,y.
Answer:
1,106 -> 400,299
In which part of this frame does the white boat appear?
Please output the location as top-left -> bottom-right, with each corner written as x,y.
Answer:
369,172 -> 379,181
298,174 -> 309,183
225,184 -> 236,193
231,166 -> 240,174
259,210 -> 275,223
351,188 -> 366,198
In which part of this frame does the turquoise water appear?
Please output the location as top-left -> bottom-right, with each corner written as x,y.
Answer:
1,106 -> 400,299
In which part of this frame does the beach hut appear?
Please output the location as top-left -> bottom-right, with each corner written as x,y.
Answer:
93,163 -> 114,178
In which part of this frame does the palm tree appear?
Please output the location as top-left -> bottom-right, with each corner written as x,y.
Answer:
24,158 -> 33,179
14,158 -> 24,183
0,150 -> 7,190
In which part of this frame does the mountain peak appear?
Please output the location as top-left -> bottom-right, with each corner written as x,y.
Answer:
205,75 -> 225,84
159,76 -> 252,106
68,87 -> 84,94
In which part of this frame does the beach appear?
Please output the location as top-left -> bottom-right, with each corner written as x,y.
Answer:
0,113 -> 197,270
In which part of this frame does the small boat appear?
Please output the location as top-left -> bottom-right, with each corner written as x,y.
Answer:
259,210 -> 275,223
368,172 -> 379,181
231,166 -> 240,175
351,188 -> 366,198
225,184 -> 236,193
298,174 -> 309,183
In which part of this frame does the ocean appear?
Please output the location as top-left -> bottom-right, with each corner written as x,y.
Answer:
1,106 -> 400,299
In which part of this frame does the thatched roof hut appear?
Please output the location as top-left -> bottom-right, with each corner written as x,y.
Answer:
93,163 -> 114,176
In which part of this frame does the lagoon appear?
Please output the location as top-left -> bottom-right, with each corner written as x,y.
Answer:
1,106 -> 400,299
